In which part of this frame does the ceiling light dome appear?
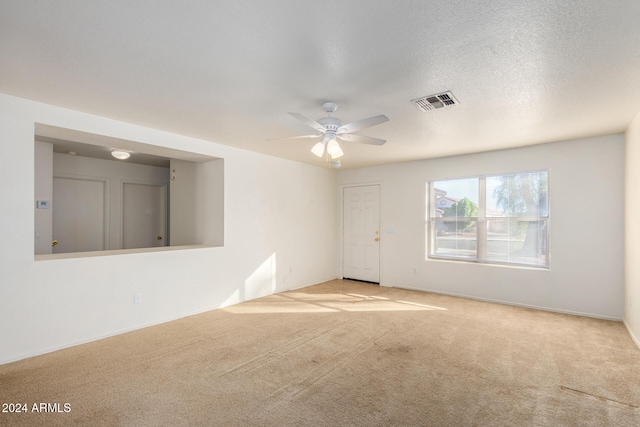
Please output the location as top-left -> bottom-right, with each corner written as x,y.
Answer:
311,141 -> 325,157
111,150 -> 131,160
326,138 -> 343,159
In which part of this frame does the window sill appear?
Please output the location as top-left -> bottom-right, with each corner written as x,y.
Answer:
427,255 -> 549,271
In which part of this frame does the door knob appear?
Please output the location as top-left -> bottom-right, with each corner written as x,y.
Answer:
375,237 -> 379,242
52,240 -> 58,246
157,236 -> 162,240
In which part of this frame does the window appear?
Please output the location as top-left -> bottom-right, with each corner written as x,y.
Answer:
427,171 -> 549,268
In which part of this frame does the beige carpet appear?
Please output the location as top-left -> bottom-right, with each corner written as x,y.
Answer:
1,280 -> 639,426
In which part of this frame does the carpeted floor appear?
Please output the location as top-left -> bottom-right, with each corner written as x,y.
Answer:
1,279 -> 639,426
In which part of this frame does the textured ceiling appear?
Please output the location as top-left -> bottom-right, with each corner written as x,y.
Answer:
2,1 -> 640,169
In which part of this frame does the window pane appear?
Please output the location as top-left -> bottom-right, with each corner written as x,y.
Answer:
431,178 -> 479,260
485,219 -> 548,266
434,178 -> 479,211
432,219 -> 477,259
486,172 -> 548,217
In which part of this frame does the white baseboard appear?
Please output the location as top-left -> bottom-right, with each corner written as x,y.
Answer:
624,320 -> 640,351
1,278 -> 341,365
386,283 -> 623,322
0,304 -> 225,365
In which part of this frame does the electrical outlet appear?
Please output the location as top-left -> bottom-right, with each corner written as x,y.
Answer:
134,293 -> 142,304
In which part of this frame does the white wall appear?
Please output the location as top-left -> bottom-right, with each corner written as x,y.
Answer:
0,94 -> 337,364
34,141 -> 53,255
337,135 -> 625,320
625,112 -> 640,347
169,159 -> 197,246
195,159 -> 225,247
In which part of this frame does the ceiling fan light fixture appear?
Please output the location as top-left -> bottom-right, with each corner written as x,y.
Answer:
111,150 -> 131,160
311,141 -> 325,157
327,139 -> 343,159
283,101 -> 388,160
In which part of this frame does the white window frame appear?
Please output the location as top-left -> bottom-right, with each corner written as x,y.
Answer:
427,171 -> 549,268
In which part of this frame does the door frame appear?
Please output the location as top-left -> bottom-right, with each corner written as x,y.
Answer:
340,182 -> 382,284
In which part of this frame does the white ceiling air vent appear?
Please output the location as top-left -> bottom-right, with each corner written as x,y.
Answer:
411,91 -> 459,112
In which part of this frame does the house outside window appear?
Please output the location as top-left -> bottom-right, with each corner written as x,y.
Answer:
427,171 -> 549,268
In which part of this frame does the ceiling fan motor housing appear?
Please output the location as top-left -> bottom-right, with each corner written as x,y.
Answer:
318,116 -> 342,133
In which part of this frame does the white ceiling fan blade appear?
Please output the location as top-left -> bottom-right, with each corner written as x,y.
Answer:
289,112 -> 327,133
267,134 -> 321,141
337,114 -> 389,134
338,133 -> 386,146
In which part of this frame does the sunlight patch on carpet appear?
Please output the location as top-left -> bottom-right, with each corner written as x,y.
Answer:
223,291 -> 448,314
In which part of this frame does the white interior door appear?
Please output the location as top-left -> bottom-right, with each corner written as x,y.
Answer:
343,185 -> 380,283
122,183 -> 167,249
52,177 -> 106,254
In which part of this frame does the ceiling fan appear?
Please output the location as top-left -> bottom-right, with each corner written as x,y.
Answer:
275,101 -> 389,160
